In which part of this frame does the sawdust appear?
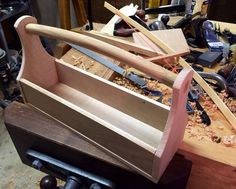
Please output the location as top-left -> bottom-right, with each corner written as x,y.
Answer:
112,75 -> 236,147
69,52 -> 236,147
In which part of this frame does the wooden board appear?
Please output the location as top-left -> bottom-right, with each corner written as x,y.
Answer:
61,48 -> 120,80
19,78 -> 156,175
72,30 -> 161,57
133,29 -> 190,54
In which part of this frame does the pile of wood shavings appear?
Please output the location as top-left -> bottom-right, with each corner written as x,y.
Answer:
184,91 -> 235,146
113,76 -> 172,103
71,55 -> 95,70
113,76 -> 236,147
218,90 -> 236,116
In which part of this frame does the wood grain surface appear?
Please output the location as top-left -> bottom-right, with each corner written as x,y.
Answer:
60,37 -> 236,189
4,102 -> 192,189
104,1 -> 236,130
25,21 -> 177,87
14,15 -> 194,182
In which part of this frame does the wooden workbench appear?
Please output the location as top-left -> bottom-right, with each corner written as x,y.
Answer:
56,19 -> 236,188
5,17 -> 236,188
5,102 -> 192,189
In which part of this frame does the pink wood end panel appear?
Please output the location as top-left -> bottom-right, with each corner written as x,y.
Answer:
153,68 -> 193,181
14,16 -> 58,89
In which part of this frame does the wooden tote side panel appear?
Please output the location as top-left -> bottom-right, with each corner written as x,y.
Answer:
56,60 -> 170,131
19,79 -> 155,177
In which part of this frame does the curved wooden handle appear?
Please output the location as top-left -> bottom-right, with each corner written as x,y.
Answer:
25,22 -> 177,87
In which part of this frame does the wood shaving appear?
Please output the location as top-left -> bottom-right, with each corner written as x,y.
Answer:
71,55 -> 84,66
112,73 -> 236,147
222,135 -> 235,147
219,91 -> 236,116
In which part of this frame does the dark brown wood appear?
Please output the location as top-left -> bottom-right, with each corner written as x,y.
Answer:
208,0 -> 236,24
4,102 -> 192,189
178,149 -> 236,189
54,42 -> 70,58
72,0 -> 87,26
58,0 -> 71,30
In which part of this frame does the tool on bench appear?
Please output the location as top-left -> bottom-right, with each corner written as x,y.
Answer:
202,21 -> 224,52
114,11 -> 151,37
185,17 -> 207,48
226,66 -> 236,97
222,29 -> 236,45
215,24 -> 236,45
27,150 -> 115,189
218,64 -> 236,97
188,90 -> 211,126
0,48 -> 21,108
198,72 -> 228,92
196,51 -> 222,68
68,43 -> 163,97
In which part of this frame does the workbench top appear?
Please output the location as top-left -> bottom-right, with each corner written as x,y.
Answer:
57,19 -> 236,189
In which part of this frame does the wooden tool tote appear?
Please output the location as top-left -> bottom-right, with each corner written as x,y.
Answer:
15,16 -> 193,183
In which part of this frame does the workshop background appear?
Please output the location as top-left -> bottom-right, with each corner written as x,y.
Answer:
0,0 -> 236,188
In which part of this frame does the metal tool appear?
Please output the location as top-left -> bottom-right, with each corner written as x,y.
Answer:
202,21 -> 224,52
0,48 -> 21,108
198,72 -> 228,92
27,149 -> 115,189
188,90 -> 211,126
68,43 -> 163,97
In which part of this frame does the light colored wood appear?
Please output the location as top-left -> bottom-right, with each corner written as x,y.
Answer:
133,29 -> 190,54
104,1 -> 236,129
15,15 -> 193,183
55,59 -> 170,131
153,69 -> 194,181
14,16 -> 58,89
211,20 -> 236,34
60,48 -> 120,80
133,30 -> 195,63
133,32 -> 166,58
19,78 -> 156,176
146,51 -> 189,62
73,30 -> 162,57
25,22 -> 177,87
